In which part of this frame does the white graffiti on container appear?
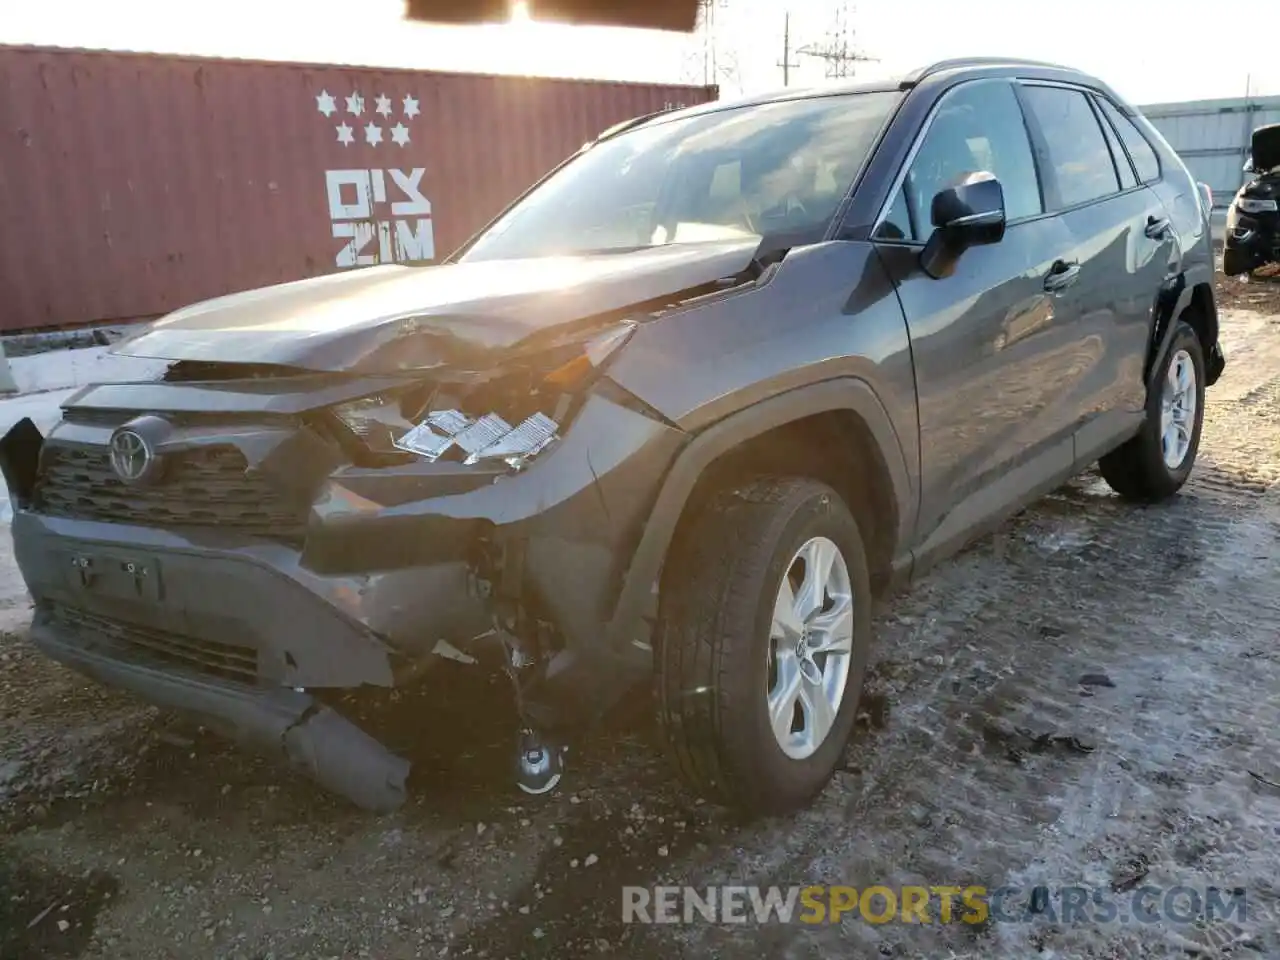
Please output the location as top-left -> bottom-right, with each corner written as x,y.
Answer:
316,89 -> 435,267
325,169 -> 434,267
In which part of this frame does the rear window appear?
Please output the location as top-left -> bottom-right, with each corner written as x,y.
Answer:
1097,97 -> 1161,183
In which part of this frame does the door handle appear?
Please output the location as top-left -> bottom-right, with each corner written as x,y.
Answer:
1043,259 -> 1080,293
1145,215 -> 1172,239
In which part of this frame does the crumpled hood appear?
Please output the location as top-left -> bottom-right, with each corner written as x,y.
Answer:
113,239 -> 761,373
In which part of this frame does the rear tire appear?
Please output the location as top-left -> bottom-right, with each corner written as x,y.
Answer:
655,476 -> 872,815
1099,321 -> 1205,502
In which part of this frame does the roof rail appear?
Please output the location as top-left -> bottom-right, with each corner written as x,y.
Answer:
594,108 -> 674,143
898,56 -> 1071,88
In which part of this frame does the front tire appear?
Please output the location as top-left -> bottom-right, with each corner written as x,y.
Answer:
1099,320 -> 1205,501
655,476 -> 872,815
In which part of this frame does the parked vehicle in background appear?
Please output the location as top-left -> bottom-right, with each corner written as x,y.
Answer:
0,56 -> 1225,815
1223,124 -> 1280,277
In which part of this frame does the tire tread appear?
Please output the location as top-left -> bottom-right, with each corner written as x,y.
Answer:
656,476 -> 865,811
1100,320 -> 1205,502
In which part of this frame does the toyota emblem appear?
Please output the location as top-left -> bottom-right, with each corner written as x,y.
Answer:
109,428 -> 155,484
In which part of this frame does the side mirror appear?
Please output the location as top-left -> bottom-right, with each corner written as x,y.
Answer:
1244,156 -> 1255,174
920,172 -> 1007,279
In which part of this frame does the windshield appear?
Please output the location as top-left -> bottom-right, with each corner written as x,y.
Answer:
458,91 -> 902,262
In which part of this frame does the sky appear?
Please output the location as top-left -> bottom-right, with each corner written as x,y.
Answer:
3,0 -> 1279,108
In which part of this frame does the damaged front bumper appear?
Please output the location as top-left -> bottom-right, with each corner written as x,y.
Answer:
1223,211 -> 1280,274
1,381 -> 688,811
30,614 -> 410,812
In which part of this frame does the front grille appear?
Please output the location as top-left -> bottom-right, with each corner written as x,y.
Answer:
48,603 -> 258,684
33,445 -> 309,543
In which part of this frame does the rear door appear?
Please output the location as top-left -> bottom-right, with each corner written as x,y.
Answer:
1015,82 -> 1178,464
871,77 -> 1077,561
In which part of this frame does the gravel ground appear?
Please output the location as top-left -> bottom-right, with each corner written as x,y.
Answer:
3,277 -> 1280,960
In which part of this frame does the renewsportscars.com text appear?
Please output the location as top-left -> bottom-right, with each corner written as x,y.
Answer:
621,884 -> 1248,926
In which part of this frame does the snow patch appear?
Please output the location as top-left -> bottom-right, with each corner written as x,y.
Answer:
0,345 -> 170,479
7,345 -> 167,396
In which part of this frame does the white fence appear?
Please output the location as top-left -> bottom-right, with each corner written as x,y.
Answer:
1139,94 -> 1280,208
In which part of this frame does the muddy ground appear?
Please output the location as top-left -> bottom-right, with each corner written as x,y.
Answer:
3,274 -> 1280,959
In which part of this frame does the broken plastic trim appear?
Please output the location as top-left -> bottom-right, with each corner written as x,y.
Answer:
0,417 -> 44,510
28,624 -> 410,813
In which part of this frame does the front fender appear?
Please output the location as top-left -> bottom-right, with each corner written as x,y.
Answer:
601,376 -> 914,661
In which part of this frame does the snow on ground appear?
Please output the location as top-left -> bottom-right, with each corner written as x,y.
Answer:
6,345 -> 166,397
3,310 -> 1280,959
0,387 -> 79,440
0,346 -> 168,523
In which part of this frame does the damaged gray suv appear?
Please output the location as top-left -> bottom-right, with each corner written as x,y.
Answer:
1,58 -> 1225,814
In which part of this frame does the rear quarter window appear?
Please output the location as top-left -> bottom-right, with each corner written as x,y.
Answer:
1093,99 -> 1138,190
1096,97 -> 1161,183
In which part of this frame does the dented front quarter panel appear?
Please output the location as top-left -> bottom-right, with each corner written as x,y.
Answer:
311,392 -> 688,657
608,239 -> 921,546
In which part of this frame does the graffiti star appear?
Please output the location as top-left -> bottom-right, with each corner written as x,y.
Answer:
316,90 -> 337,117
335,123 -> 354,146
345,92 -> 365,116
390,123 -> 411,147
364,123 -> 384,146
402,94 -> 420,119
375,94 -> 393,117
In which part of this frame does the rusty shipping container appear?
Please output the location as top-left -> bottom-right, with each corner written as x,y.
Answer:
0,44 -> 717,333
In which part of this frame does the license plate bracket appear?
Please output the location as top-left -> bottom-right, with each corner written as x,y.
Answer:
62,548 -> 164,603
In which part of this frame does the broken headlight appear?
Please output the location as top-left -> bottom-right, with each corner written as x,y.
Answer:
396,409 -> 560,467
332,322 -> 635,470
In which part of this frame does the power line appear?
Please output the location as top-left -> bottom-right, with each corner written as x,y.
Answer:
796,1 -> 874,80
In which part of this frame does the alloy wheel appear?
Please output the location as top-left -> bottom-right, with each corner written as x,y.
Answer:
767,536 -> 854,760
1161,348 -> 1198,470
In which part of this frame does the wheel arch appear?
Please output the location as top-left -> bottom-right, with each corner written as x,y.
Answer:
1180,280 -> 1219,366
1147,271 -> 1220,391
602,378 -> 915,659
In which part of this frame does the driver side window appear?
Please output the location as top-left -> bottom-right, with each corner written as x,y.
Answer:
876,80 -> 1043,243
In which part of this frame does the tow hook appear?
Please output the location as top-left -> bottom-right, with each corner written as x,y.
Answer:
516,726 -> 568,795
500,631 -> 569,796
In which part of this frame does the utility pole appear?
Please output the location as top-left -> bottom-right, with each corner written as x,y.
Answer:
1241,72 -> 1256,189
777,11 -> 800,86
682,0 -> 740,93
696,0 -> 718,87
778,12 -> 802,87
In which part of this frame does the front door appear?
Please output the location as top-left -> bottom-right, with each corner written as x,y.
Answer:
872,77 -> 1076,563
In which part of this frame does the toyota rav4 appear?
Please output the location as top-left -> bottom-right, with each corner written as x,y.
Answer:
0,57 -> 1225,814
